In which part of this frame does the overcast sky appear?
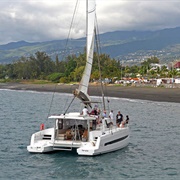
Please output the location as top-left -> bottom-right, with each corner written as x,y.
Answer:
1,0 -> 180,45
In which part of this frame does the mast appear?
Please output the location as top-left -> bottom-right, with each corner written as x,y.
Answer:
86,0 -> 88,64
73,0 -> 96,108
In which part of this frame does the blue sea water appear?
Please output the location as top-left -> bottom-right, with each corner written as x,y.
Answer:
0,89 -> 179,180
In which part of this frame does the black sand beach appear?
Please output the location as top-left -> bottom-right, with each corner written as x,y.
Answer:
0,82 -> 180,103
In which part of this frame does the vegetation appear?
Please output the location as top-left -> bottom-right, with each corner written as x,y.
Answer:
0,51 -> 179,83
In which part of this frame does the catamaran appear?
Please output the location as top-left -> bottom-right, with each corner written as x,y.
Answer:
27,0 -> 129,156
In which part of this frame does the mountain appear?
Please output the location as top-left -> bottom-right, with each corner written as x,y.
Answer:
0,40 -> 40,50
1,27 -> 180,64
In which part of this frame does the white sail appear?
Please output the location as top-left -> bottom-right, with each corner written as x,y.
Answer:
74,0 -> 96,106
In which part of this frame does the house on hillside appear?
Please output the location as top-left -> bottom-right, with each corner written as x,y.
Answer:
174,61 -> 180,71
150,63 -> 168,71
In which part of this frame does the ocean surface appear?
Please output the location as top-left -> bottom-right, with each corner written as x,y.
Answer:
0,89 -> 179,180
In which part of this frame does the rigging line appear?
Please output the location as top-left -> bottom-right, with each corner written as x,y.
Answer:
63,84 -> 77,112
60,0 -> 79,114
64,95 -> 76,115
94,84 -> 104,110
95,14 -> 110,108
61,0 -> 79,61
104,81 -> 110,111
95,14 -> 102,56
95,28 -> 105,110
46,84 -> 58,120
105,83 -> 110,112
95,15 -> 109,111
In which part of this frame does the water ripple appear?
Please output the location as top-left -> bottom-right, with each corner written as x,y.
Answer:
0,90 -> 179,180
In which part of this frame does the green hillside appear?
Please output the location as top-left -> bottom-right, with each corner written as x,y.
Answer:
1,27 -> 180,64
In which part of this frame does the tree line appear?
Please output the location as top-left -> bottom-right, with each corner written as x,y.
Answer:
0,51 -> 179,83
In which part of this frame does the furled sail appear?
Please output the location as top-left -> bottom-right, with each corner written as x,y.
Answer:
74,0 -> 96,107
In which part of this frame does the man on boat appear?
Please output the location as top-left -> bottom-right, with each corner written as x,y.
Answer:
125,115 -> 129,124
116,111 -> 123,126
82,106 -> 89,116
109,110 -> 113,120
109,110 -> 115,125
90,107 -> 98,115
102,110 -> 107,118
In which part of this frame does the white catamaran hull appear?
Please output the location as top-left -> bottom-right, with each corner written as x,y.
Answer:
77,127 -> 129,156
27,128 -> 54,153
27,124 -> 129,155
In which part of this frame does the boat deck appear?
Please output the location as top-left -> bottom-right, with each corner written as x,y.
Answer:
53,139 -> 82,148
52,139 -> 82,151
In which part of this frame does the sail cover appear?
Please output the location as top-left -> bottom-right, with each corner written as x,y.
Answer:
74,0 -> 96,106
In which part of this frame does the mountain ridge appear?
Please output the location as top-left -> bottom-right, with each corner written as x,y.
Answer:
1,27 -> 180,64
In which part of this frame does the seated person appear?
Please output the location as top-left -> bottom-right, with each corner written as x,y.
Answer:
120,121 -> 125,128
82,106 -> 89,116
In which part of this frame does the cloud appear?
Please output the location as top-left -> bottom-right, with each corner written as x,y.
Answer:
97,0 -> 180,32
0,0 -> 180,45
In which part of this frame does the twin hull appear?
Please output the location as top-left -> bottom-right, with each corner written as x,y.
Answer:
27,127 -> 129,156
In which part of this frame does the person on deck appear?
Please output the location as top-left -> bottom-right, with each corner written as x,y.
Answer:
116,111 -> 123,127
91,107 -> 98,115
109,110 -> 115,125
90,106 -> 98,129
125,115 -> 129,124
109,110 -> 113,120
102,110 -> 107,118
82,106 -> 89,116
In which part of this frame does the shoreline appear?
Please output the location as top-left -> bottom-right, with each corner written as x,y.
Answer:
0,82 -> 180,103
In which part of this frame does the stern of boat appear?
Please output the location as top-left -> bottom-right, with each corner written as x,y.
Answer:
27,128 -> 55,153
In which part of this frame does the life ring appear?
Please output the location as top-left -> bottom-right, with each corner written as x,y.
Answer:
40,123 -> 44,130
